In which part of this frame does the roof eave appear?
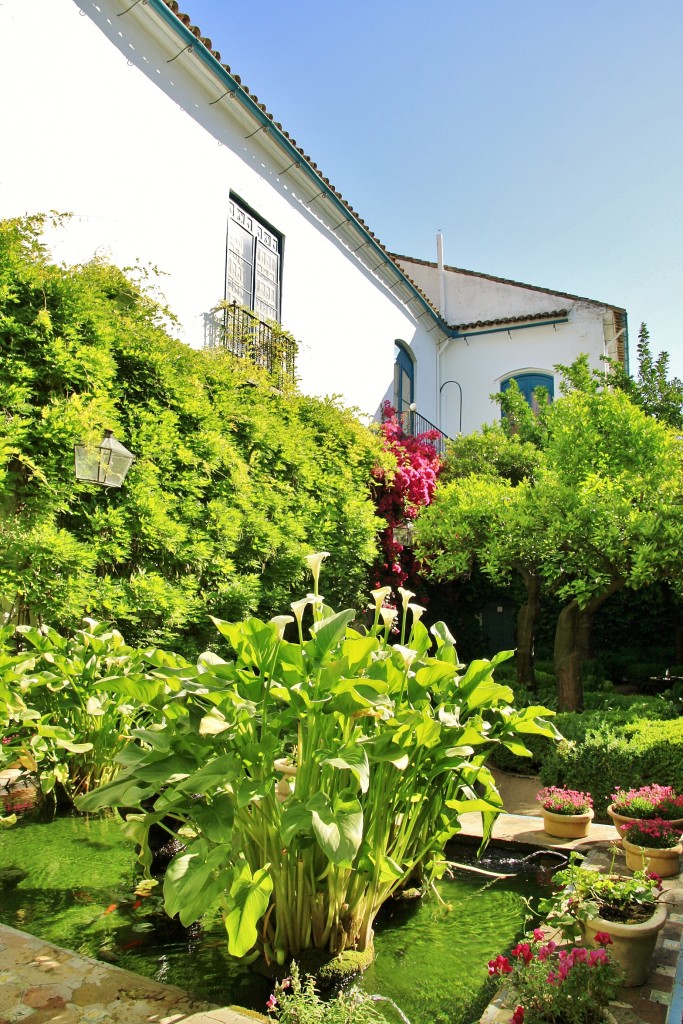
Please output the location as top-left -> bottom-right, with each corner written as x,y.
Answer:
134,0 -> 448,335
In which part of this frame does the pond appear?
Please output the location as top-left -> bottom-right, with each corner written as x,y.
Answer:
0,814 -> 552,1024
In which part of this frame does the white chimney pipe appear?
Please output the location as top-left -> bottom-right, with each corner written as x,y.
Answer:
436,231 -> 447,319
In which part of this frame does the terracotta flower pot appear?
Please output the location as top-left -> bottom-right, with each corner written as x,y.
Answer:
622,836 -> 682,878
582,902 -> 667,987
607,803 -> 683,838
541,806 -> 594,839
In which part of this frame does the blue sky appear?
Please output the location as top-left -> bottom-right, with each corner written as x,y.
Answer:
183,0 -> 682,375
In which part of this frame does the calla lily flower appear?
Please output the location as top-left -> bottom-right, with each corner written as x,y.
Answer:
270,614 -> 294,639
408,603 -> 426,623
370,586 -> 392,609
304,551 -> 330,594
290,598 -> 309,625
392,644 -> 417,670
380,606 -> 398,628
398,587 -> 416,611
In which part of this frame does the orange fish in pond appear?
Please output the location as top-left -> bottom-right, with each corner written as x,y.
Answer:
103,903 -> 118,915
119,939 -> 144,950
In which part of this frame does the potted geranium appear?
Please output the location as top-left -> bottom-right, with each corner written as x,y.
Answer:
487,928 -> 623,1024
621,817 -> 682,878
538,851 -> 668,987
537,786 -> 594,839
608,785 -> 683,836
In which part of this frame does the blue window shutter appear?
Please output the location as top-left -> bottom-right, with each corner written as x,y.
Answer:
501,372 -> 554,409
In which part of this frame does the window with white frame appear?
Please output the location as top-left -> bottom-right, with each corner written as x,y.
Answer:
226,197 -> 281,322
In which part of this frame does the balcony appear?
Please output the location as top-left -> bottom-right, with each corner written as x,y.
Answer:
204,302 -> 297,385
391,408 -> 449,455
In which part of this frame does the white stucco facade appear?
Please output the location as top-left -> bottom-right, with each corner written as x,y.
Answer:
0,0 -> 441,424
395,256 -> 626,436
0,0 -> 626,439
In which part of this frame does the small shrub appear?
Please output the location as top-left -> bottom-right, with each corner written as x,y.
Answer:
541,719 -> 683,817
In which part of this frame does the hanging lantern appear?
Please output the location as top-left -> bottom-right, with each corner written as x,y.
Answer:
393,522 -> 415,547
74,430 -> 136,488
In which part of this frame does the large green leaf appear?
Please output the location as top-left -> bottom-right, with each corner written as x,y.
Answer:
224,862 -> 273,958
280,801 -> 313,847
163,840 -> 233,926
76,775 -> 155,812
191,794 -> 235,843
321,743 -> 369,793
309,609 -> 356,659
307,791 -> 363,866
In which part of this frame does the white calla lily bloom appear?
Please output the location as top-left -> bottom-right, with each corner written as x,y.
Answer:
290,598 -> 310,625
380,606 -> 398,628
270,614 -> 294,639
408,603 -> 427,623
392,644 -> 417,670
304,551 -> 330,593
398,587 -> 416,611
370,586 -> 392,609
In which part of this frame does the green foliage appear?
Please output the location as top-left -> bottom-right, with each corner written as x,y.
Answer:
441,423 -> 541,486
541,717 -> 683,817
78,561 -> 559,961
266,963 -> 386,1023
0,620 -> 152,800
0,216 -> 383,652
606,323 -> 683,429
489,692 -> 677,777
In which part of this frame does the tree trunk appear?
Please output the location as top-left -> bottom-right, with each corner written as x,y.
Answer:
555,600 -> 582,711
577,608 -> 592,664
554,581 -> 623,712
516,570 -> 540,688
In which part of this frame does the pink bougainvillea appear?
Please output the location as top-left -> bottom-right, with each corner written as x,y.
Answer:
372,402 -> 443,591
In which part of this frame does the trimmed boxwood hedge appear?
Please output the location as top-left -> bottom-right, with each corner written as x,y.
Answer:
490,689 -> 682,817
540,717 -> 683,818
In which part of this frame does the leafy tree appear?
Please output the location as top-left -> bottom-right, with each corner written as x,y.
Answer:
417,380 -> 683,711
0,215 -> 383,651
607,323 -> 683,429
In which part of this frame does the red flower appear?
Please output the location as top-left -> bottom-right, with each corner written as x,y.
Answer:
511,942 -> 533,963
594,931 -> 613,946
646,871 -> 664,890
511,1006 -> 525,1024
487,955 -> 513,976
532,928 -> 546,941
266,994 -> 277,1011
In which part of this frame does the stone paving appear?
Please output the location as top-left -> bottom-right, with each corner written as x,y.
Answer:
0,925 -> 267,1024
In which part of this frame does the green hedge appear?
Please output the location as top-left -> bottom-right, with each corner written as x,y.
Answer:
490,694 -> 679,787
540,717 -> 683,817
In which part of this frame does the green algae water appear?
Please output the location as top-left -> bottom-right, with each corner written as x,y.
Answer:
0,814 -> 545,1024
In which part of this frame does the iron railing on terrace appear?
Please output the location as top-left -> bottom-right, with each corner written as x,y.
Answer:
392,409 -> 449,455
204,302 -> 298,385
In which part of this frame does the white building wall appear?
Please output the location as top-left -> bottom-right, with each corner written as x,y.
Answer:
0,0 -> 439,424
396,258 -> 618,435
439,304 -> 610,436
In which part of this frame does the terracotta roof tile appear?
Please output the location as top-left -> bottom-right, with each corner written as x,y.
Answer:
457,309 -> 569,332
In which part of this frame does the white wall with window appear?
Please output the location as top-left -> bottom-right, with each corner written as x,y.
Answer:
0,0 -> 440,426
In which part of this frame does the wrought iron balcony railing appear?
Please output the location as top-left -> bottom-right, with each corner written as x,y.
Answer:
394,409 -> 449,455
204,302 -> 297,385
